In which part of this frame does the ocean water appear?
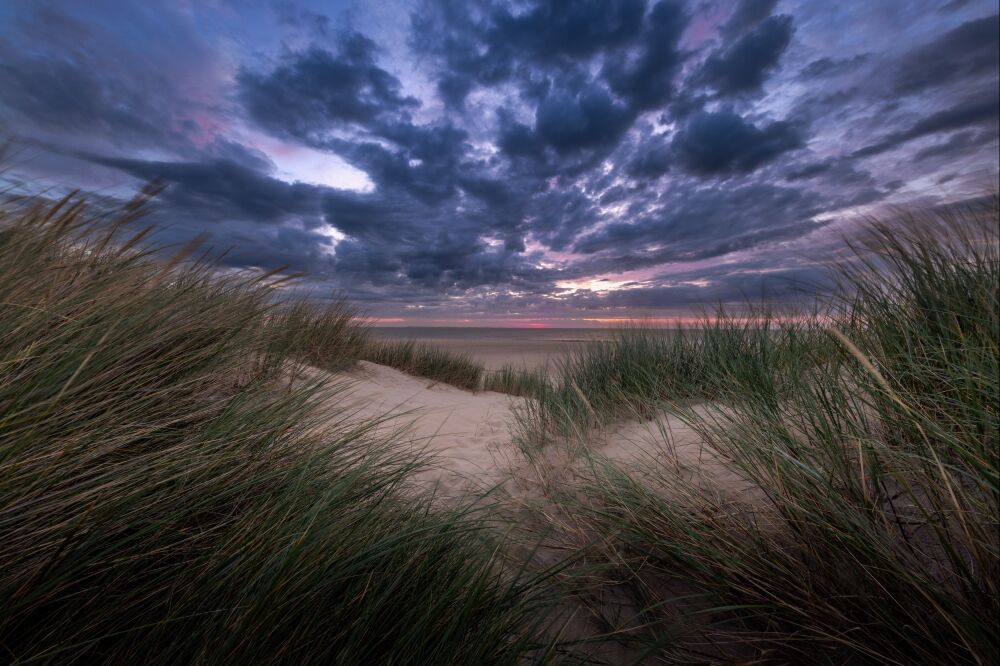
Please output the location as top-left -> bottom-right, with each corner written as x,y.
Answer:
371,327 -> 675,370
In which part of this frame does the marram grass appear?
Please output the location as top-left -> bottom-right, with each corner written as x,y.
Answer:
532,196 -> 999,663
0,191 -> 559,664
361,338 -> 484,391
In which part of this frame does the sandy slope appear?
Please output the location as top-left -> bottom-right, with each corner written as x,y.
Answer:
597,410 -> 763,501
317,361 -> 527,496
307,361 -> 751,505
305,361 -> 753,500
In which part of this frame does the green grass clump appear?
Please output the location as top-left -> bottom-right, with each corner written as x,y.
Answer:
546,197 -> 999,662
515,319 -> 830,451
0,191 -> 556,664
362,338 -> 485,391
483,363 -> 549,397
271,297 -> 371,372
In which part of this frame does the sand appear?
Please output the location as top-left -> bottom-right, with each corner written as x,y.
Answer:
316,360 -> 527,495
307,359 -> 743,505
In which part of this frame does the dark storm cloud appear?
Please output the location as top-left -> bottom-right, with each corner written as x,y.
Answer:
575,261 -> 833,310
456,175 -> 512,206
407,1 -> 510,105
533,85 -> 633,152
699,14 -> 794,95
78,149 -> 548,295
525,185 -> 605,251
719,0 -> 780,37
48,154 -> 338,276
296,122 -> 546,295
86,155 -> 323,225
201,224 -> 336,272
913,129 -> 992,161
436,74 -> 476,109
852,87 -> 999,158
496,112 -> 544,158
421,0 -> 648,83
491,0 -> 646,61
237,37 -> 494,208
787,12 -> 996,135
319,182 -> 551,294
784,160 -> 887,206
411,0 -> 653,108
0,57 -> 168,146
889,14 -> 999,95
626,141 -> 673,179
237,34 -> 419,142
405,0 -> 692,193
799,54 -> 870,80
412,0 -> 688,114
785,161 -> 833,181
571,182 -> 827,261
329,222 -> 550,292
328,135 -> 462,203
671,110 -> 804,175
602,0 -> 690,110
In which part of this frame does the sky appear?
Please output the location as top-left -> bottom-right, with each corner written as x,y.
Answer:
0,0 -> 997,327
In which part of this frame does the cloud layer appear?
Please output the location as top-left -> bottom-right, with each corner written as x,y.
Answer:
0,0 -> 997,324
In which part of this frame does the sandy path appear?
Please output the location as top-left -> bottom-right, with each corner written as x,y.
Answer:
315,361 -> 526,496
307,361 -> 745,501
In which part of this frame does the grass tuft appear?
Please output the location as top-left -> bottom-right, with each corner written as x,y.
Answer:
361,339 -> 485,391
483,363 -> 549,397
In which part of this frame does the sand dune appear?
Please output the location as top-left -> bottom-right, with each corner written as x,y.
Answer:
308,361 -> 749,507
314,361 -> 526,495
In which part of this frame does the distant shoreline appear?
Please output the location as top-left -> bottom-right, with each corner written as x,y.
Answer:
370,326 -> 681,370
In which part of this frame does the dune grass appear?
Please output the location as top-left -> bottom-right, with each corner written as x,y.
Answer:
0,191 -> 560,663
271,297 -> 371,372
512,317 -> 833,453
361,338 -> 485,391
532,197 -> 999,662
483,363 -> 549,397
